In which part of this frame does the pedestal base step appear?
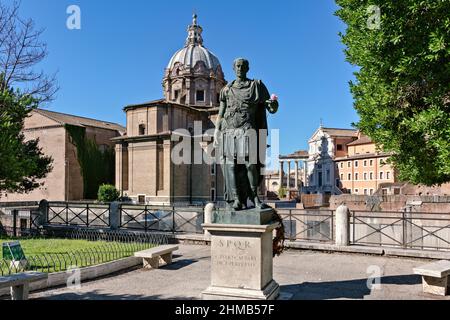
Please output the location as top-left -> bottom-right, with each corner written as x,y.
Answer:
202,280 -> 280,300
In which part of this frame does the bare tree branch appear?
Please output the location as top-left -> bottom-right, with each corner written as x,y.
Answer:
0,1 -> 58,103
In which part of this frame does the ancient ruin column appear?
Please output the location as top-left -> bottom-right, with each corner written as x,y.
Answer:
287,161 -> 291,189
279,161 -> 284,189
295,161 -> 299,190
303,161 -> 308,187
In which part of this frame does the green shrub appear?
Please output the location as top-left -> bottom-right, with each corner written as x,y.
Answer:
97,184 -> 119,203
278,187 -> 287,199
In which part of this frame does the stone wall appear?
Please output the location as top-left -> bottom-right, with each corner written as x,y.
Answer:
2,126 -> 67,202
330,194 -> 450,213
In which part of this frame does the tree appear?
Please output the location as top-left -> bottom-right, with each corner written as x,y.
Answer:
0,86 -> 52,194
97,184 -> 120,203
0,1 -> 58,103
335,0 -> 450,186
0,2 -> 55,195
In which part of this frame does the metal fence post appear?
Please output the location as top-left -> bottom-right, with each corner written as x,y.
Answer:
402,209 -> 406,249
86,203 -> 89,228
352,211 -> 355,244
331,210 -> 334,242
12,209 -> 18,237
289,210 -> 293,241
172,206 -> 175,234
144,205 -> 148,232
66,202 -> 69,226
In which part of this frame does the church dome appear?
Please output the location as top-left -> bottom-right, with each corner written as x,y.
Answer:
167,45 -> 221,71
162,14 -> 226,108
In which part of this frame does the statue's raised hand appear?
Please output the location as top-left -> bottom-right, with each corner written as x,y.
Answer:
266,99 -> 279,114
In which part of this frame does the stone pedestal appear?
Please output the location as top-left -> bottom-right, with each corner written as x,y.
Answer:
202,222 -> 280,300
422,276 -> 448,296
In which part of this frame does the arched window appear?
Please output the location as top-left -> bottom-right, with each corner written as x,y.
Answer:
139,124 -> 146,136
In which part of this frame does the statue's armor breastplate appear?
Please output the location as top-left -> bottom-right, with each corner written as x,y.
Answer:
223,85 -> 257,130
223,102 -> 256,130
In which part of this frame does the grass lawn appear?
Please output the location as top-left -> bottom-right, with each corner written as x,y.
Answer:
0,237 -> 155,274
1,238 -> 116,256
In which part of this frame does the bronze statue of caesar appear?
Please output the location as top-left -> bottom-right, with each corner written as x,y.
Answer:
214,58 -> 278,211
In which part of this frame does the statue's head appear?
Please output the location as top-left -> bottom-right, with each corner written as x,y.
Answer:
233,58 -> 249,79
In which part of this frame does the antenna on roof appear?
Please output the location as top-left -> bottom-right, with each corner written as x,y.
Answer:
320,118 -> 324,128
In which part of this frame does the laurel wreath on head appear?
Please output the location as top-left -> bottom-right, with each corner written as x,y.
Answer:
272,209 -> 285,257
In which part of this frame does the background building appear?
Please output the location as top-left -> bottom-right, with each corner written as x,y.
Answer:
2,109 -> 124,202
335,133 -> 397,195
303,126 -> 358,195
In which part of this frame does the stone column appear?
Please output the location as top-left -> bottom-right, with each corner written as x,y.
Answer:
204,203 -> 214,239
286,161 -> 291,189
303,161 -> 308,187
278,161 -> 284,189
335,204 -> 350,246
294,161 -> 299,190
109,202 -> 121,230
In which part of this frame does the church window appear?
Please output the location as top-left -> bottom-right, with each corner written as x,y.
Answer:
337,144 -> 343,151
210,188 -> 216,201
196,90 -> 205,102
174,90 -> 180,101
217,93 -> 220,104
139,124 -> 146,136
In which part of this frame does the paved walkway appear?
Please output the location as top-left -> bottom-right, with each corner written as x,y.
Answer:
30,245 -> 449,300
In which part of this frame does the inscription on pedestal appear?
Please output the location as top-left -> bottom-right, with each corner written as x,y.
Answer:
211,237 -> 263,290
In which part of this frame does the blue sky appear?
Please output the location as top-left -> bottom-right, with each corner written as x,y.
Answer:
16,0 -> 359,157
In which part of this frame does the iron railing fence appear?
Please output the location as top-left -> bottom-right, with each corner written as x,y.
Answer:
44,202 -> 205,234
59,228 -> 169,245
0,208 -> 42,237
278,209 -> 335,243
350,211 -> 450,251
0,242 -> 151,276
47,202 -> 110,228
10,202 -> 450,252
0,229 -> 163,276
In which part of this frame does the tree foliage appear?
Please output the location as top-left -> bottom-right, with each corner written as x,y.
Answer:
278,186 -> 287,199
335,0 -> 450,185
0,1 -> 55,196
0,87 -> 52,194
66,125 -> 115,200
